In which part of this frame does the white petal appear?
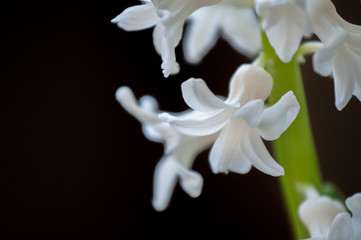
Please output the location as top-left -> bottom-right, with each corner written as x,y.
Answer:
233,99 -> 264,128
175,161 -> 203,198
298,196 -> 346,238
221,7 -> 261,58
172,134 -> 218,167
313,30 -> 348,77
181,78 -> 237,112
111,3 -> 159,31
115,87 -> 160,124
152,0 -> 221,77
159,110 -> 232,136
209,119 -> 252,174
142,122 -> 177,144
152,23 -> 165,55
346,193 -> 361,239
306,0 -> 345,44
258,0 -> 311,62
258,91 -> 300,140
327,212 -> 353,240
152,156 -> 178,211
243,128 -> 284,176
226,64 -> 273,105
332,48 -> 355,110
160,38 -> 180,77
183,6 -> 220,64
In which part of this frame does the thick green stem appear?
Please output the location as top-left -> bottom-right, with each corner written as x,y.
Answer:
261,32 -> 323,239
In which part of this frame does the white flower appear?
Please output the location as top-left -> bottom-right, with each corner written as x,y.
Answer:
306,0 -> 361,110
115,86 -> 217,211
112,0 -> 220,77
299,193 -> 361,240
160,64 -> 300,176
183,0 -> 261,64
255,0 -> 312,62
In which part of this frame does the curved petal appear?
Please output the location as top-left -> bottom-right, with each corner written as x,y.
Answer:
152,23 -> 165,55
152,156 -> 178,211
176,162 -> 203,198
172,134 -> 217,167
332,47 -> 355,110
233,99 -> 264,128
159,110 -> 232,136
115,87 -> 160,123
160,37 -> 180,77
209,119 -> 252,174
257,0 -> 311,62
226,64 -> 273,105
298,196 -> 346,238
183,6 -> 220,64
221,7 -> 261,58
243,128 -> 284,176
346,193 -> 361,239
111,3 -> 159,31
181,78 -> 237,112
313,30 -> 348,77
152,0 -> 220,77
258,91 -> 300,140
328,213 -> 353,240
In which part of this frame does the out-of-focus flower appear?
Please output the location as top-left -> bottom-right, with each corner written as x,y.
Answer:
306,0 -> 361,110
183,0 -> 261,64
299,192 -> 361,240
255,0 -> 312,62
160,64 -> 300,176
115,87 -> 217,211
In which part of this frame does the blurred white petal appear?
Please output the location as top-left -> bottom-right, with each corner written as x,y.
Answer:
299,195 -> 346,238
115,87 -> 160,124
346,193 -> 361,239
111,3 -> 160,31
183,6 -> 220,64
255,0 -> 311,62
328,213 -> 353,240
307,0 -> 361,110
152,156 -> 179,211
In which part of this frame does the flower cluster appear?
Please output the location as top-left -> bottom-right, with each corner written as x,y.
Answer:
116,64 -> 300,210
114,0 -> 361,110
113,0 -> 361,239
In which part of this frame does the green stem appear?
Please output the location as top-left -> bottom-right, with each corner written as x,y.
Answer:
261,32 -> 323,239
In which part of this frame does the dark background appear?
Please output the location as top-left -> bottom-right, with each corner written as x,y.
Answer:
0,0 -> 361,239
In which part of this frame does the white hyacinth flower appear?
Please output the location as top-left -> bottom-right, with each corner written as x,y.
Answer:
299,193 -> 361,240
112,0 -> 220,77
115,87 -> 217,211
306,0 -> 361,110
255,0 -> 312,62
183,0 -> 261,64
160,64 -> 300,176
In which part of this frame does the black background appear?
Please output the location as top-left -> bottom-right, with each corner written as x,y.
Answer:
1,0 -> 361,239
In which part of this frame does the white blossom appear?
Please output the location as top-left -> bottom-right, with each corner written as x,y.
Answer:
299,193 -> 361,240
306,0 -> 361,110
115,86 -> 217,211
255,0 -> 312,62
112,0 -> 220,77
160,64 -> 300,176
183,0 -> 261,64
